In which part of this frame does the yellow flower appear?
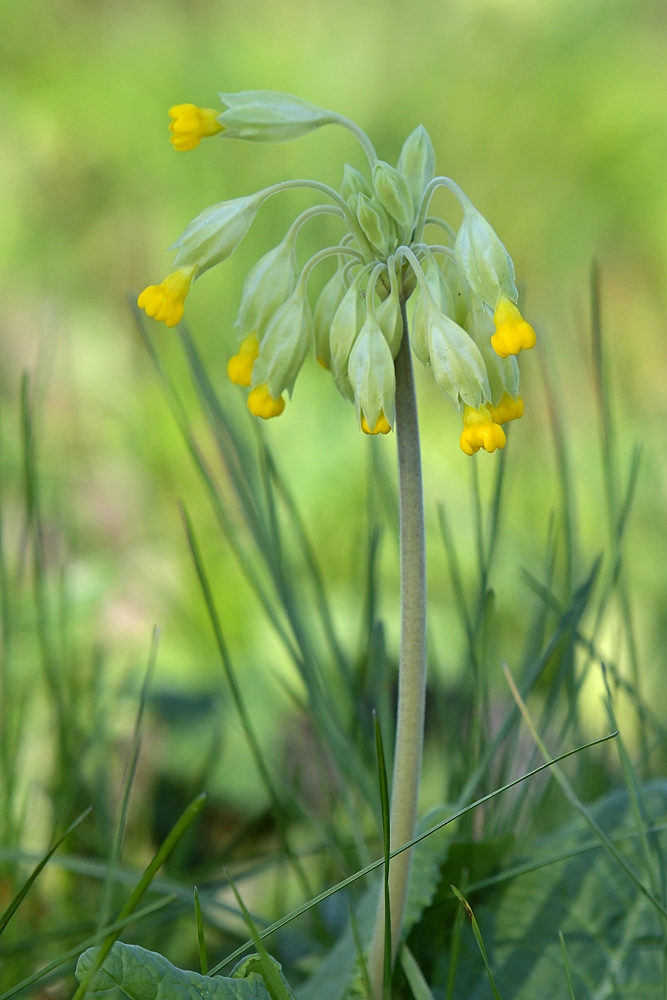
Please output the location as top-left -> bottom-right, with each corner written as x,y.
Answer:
247,384 -> 285,420
361,411 -> 392,435
137,266 -> 195,327
491,298 -> 536,358
227,334 -> 260,387
168,104 -> 224,151
486,393 -> 524,424
460,404 -> 506,455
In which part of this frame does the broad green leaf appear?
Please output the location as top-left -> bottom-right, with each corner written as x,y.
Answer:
75,943 -> 273,1000
416,782 -> 667,998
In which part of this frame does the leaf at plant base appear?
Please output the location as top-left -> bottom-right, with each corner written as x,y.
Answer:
75,942 -> 273,1000
231,954 -> 296,1000
402,806 -> 458,934
299,881 -> 380,1000
422,782 -> 667,999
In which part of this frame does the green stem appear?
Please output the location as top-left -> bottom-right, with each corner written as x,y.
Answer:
368,303 -> 427,997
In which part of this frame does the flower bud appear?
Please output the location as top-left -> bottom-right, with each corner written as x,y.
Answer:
217,91 -> 335,142
173,192 -> 265,274
356,194 -> 392,256
440,254 -> 470,327
376,266 -> 403,358
397,125 -> 435,210
313,264 -> 347,370
372,161 -> 414,232
455,203 -> 518,310
348,314 -> 396,432
465,298 -> 519,406
330,273 -> 366,400
236,232 -> 298,338
410,255 -> 454,365
426,295 -> 491,409
251,282 -> 312,398
341,165 -> 372,210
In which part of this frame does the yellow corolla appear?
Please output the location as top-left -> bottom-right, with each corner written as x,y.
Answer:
227,334 -> 260,387
361,411 -> 392,435
460,404 -> 507,455
247,384 -> 285,419
491,298 -> 536,358
137,266 -> 196,327
169,104 -> 224,151
486,393 -> 524,424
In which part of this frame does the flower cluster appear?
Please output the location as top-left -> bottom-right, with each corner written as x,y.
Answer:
138,91 -> 535,454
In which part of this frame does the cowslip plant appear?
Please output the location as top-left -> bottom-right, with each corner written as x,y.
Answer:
137,89 -> 536,999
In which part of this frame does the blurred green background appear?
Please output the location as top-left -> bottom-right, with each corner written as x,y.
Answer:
1,0 -> 667,823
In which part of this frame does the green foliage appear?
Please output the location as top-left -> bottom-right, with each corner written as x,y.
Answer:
75,943 -> 273,1000
418,784 -> 667,998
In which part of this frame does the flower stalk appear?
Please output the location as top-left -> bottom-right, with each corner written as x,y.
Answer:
368,302 -> 427,997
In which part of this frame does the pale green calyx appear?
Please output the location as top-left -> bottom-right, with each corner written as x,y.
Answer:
372,160 -> 414,232
329,272 -> 367,397
398,126 -> 435,210
341,164 -> 372,209
357,194 -> 392,256
348,312 -> 396,430
314,264 -> 348,370
251,281 -> 312,397
235,231 -> 298,337
172,192 -> 265,274
410,252 -> 454,365
427,299 -> 490,409
376,261 -> 403,358
217,91 -> 336,142
455,201 -> 518,309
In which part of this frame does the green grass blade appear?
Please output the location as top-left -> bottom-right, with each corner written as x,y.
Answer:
373,713 -> 392,1000
71,792 -> 207,1000
559,931 -> 576,1000
225,869 -> 292,1000
0,806 -> 92,938
349,904 -> 373,1000
444,870 -> 467,1000
450,885 -> 501,999
400,944 -> 434,1000
0,894 -> 177,1000
97,627 -> 158,935
503,665 -> 667,919
194,886 -> 208,975
208,732 -> 617,974
180,501 -> 313,899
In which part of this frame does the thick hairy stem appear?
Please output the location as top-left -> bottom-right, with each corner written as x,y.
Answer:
368,302 -> 427,998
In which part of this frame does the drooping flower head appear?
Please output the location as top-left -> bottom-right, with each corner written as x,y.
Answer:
138,90 -> 535,453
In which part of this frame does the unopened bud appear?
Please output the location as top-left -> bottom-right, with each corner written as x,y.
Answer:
236,233 -> 298,338
372,160 -> 414,232
251,282 -> 312,398
397,126 -> 435,210
348,314 -> 396,431
218,91 -> 335,143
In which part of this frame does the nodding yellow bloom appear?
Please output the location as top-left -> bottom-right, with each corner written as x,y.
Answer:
491,298 -> 536,358
137,266 -> 195,327
247,384 -> 285,420
460,404 -> 506,456
169,104 -> 224,151
227,334 -> 260,387
486,393 -> 524,425
361,411 -> 392,435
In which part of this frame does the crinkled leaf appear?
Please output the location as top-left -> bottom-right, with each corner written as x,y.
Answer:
414,782 -> 667,999
75,943 -> 273,1000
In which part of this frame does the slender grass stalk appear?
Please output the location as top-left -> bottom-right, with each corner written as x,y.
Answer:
368,304 -> 427,997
